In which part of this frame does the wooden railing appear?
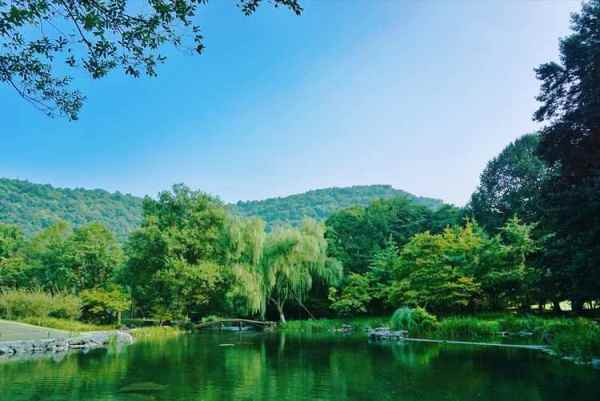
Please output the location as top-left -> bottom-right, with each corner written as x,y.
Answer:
195,318 -> 277,330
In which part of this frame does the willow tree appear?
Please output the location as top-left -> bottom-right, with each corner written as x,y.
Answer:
235,219 -> 342,323
260,219 -> 342,323
227,216 -> 266,316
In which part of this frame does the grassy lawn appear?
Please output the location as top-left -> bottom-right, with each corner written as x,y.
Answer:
0,319 -> 70,341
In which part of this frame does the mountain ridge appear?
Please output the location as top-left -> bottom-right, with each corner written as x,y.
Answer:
0,178 -> 444,238
234,184 -> 443,229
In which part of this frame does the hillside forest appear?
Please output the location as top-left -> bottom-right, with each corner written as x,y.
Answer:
0,180 -> 440,239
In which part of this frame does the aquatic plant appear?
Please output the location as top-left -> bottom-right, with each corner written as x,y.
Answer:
434,317 -> 500,340
280,317 -> 387,333
130,326 -> 181,340
546,319 -> 600,360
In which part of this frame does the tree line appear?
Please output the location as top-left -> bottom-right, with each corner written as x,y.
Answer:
0,0 -> 599,323
0,185 -> 342,323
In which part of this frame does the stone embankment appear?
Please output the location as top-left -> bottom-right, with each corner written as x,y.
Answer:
0,331 -> 134,360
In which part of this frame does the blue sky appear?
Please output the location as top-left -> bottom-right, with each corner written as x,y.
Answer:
3,0 -> 579,205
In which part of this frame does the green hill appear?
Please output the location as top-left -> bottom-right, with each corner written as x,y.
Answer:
0,179 -> 443,238
0,178 -> 143,241
233,185 -> 443,229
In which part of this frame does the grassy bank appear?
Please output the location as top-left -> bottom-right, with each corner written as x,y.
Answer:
130,326 -> 182,340
1,316 -> 183,344
430,315 -> 600,362
18,317 -> 115,332
280,317 -> 389,333
281,313 -> 600,362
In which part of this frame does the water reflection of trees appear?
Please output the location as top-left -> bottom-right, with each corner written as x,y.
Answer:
2,334 -> 600,401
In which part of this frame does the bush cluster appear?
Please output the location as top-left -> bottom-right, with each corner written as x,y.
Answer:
0,289 -> 81,320
389,307 -> 438,335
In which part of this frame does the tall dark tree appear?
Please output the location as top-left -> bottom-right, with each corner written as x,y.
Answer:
469,134 -> 548,231
534,0 -> 600,311
1,0 -> 302,119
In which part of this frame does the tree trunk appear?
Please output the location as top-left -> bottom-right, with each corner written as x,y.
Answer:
275,302 -> 286,324
552,300 -> 562,313
298,299 -> 316,320
572,298 -> 585,315
538,299 -> 546,313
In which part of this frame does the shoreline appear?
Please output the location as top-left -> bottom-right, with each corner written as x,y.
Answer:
0,331 -> 134,362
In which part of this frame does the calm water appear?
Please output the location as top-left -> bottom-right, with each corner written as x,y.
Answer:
1,332 -> 600,401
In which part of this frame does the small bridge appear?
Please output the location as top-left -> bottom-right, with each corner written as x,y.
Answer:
195,319 -> 277,331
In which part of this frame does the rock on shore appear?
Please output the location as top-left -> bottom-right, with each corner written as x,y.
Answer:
0,331 -> 134,360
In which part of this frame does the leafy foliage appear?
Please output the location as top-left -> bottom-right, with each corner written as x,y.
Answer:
0,0 -> 302,119
387,219 -> 537,313
124,184 -> 233,320
0,220 -> 123,293
389,306 -> 437,335
469,134 -> 548,231
325,197 -> 461,274
533,0 -> 600,312
251,219 -> 342,322
123,185 -> 341,322
328,273 -> 371,316
549,319 -> 600,360
0,289 -> 81,320
80,286 -> 130,324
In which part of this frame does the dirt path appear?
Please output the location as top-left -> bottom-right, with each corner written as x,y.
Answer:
0,319 -> 70,341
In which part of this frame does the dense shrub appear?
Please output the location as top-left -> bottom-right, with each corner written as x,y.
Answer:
0,289 -> 81,320
545,319 -> 600,359
390,307 -> 438,335
48,293 -> 82,319
0,290 -> 50,319
80,287 -> 130,324
329,273 -> 372,316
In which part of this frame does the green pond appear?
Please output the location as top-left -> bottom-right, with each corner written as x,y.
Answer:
1,332 -> 599,401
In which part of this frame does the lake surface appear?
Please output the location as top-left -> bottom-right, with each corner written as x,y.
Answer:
1,332 -> 600,401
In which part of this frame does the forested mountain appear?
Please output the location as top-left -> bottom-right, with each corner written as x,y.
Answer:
0,179 -> 443,238
0,178 -> 143,241
234,185 -> 443,229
